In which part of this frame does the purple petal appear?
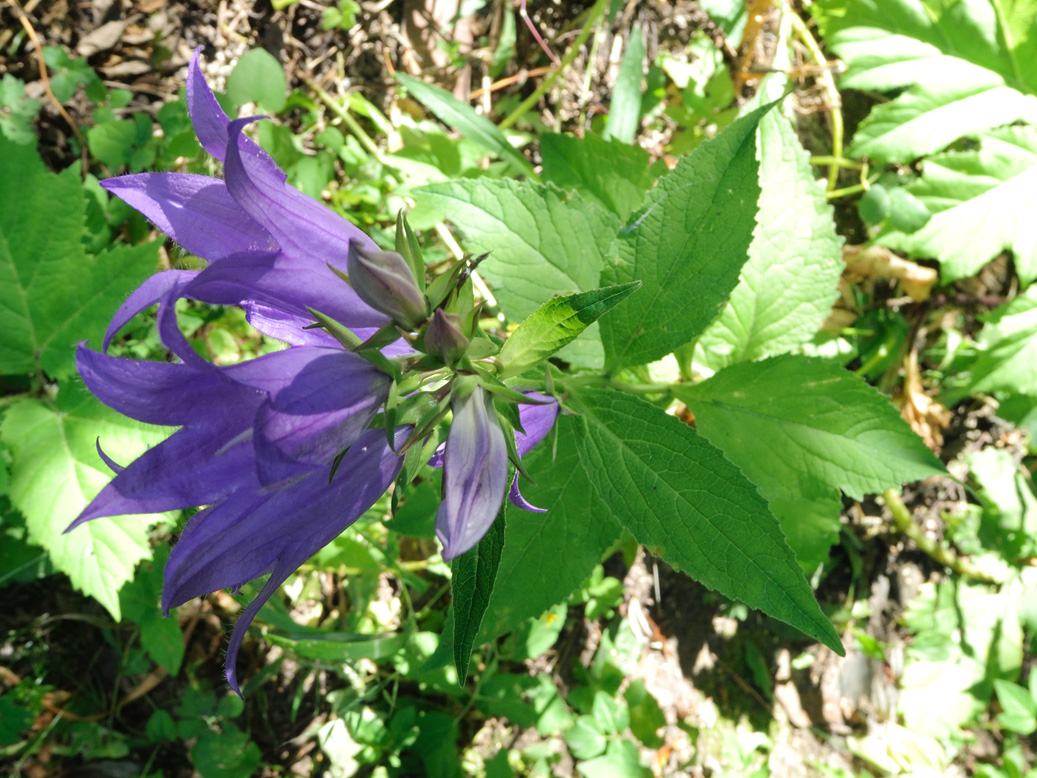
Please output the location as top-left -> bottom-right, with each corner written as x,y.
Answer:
244,303 -> 338,347
184,251 -> 388,330
187,48 -> 264,163
96,439 -> 124,474
508,473 -> 546,513
77,345 -> 249,426
103,270 -> 198,352
223,118 -> 378,270
515,393 -> 559,457
435,387 -> 509,560
251,351 -> 391,483
160,426 -> 409,694
68,422 -> 259,528
101,174 -> 274,261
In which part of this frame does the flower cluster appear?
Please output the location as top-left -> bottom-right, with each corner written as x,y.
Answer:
68,50 -> 556,692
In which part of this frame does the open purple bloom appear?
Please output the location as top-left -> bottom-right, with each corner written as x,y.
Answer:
68,52 -> 413,692
101,49 -> 388,346
435,389 -> 558,560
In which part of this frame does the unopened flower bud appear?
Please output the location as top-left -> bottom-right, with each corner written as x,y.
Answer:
425,308 -> 469,365
347,244 -> 428,330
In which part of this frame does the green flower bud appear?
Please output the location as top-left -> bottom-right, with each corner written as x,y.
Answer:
347,244 -> 428,330
424,308 -> 469,366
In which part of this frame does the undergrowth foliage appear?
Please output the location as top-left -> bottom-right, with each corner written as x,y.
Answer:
3,2 -> 1037,776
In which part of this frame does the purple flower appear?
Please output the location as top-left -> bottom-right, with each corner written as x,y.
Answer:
67,52 -> 412,693
435,389 -> 558,560
101,49 -> 387,346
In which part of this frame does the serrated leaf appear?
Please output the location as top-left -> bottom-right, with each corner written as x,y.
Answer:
226,48 -> 286,113
0,135 -> 157,378
965,286 -> 1037,394
478,416 -> 621,643
815,0 -> 1037,163
568,387 -> 841,653
417,179 -> 621,368
452,505 -> 506,685
676,356 -> 945,568
0,387 -> 169,618
877,126 -> 1037,283
540,132 -> 656,220
603,25 -> 644,144
599,105 -> 765,369
696,70 -> 842,371
397,73 -> 534,177
498,282 -> 640,378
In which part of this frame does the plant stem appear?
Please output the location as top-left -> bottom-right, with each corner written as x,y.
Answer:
788,6 -> 845,191
302,75 -> 387,164
499,0 -> 608,131
882,489 -> 999,585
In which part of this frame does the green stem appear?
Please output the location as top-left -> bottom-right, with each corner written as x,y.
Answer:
810,155 -> 862,170
303,76 -> 387,164
826,183 -> 868,200
882,489 -> 999,585
499,0 -> 608,131
788,6 -> 844,191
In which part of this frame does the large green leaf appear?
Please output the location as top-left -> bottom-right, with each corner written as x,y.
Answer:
696,68 -> 842,371
478,417 -> 621,643
451,506 -> 506,685
397,73 -> 535,177
539,132 -> 657,220
602,25 -> 644,145
568,388 -> 841,652
877,126 -> 1037,283
417,179 -> 621,368
0,387 -> 168,618
0,135 -> 157,378
599,105 -> 764,369
814,0 -> 1037,163
676,356 -> 945,568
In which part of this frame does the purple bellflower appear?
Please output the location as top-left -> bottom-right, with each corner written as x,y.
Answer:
68,50 -> 559,692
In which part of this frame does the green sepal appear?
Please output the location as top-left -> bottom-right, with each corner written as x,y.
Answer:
384,378 -> 400,450
395,211 -> 426,293
306,307 -> 363,350
403,391 -> 453,452
496,412 -> 533,483
426,257 -> 469,311
472,367 -> 552,406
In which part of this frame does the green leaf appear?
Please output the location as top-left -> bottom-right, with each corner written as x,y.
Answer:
226,48 -> 287,112
0,135 -> 157,378
0,75 -> 42,145
814,0 -> 1037,163
451,504 -> 506,685
599,104 -> 765,368
568,387 -> 842,652
478,417 -> 621,643
397,73 -> 534,177
0,387 -> 169,618
417,179 -> 621,368
695,65 -> 842,371
877,126 -> 1037,283
603,25 -> 644,144
677,356 -> 944,568
540,132 -> 656,219
995,679 -> 1037,717
498,282 -> 641,378
576,739 -> 652,778
624,680 -> 666,747
120,547 -> 184,674
565,716 -> 607,760
966,286 -> 1037,394
901,579 -> 1022,738
191,725 -> 262,778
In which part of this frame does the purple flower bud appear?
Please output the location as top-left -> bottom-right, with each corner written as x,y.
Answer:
347,244 -> 428,330
424,308 -> 469,365
435,386 -> 508,560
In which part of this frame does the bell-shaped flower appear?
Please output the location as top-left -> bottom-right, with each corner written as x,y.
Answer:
100,49 -> 390,348
435,386 -> 509,560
